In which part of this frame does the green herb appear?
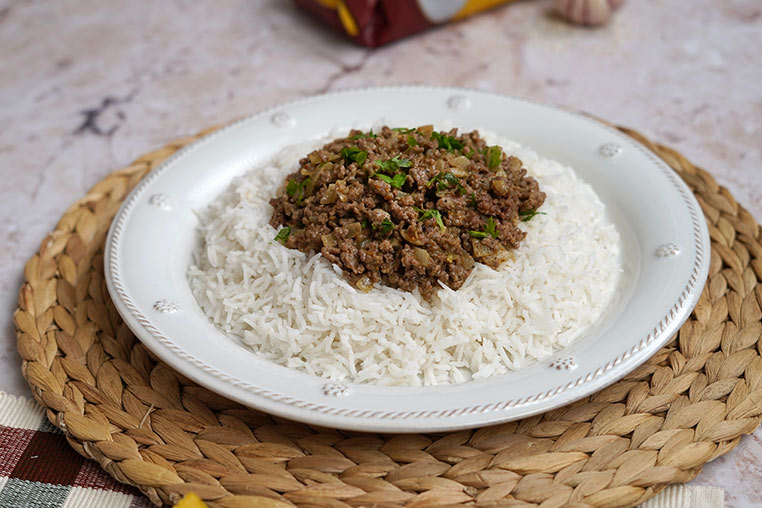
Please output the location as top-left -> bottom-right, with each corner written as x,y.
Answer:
375,154 -> 412,173
361,219 -> 370,228
396,155 -> 412,168
431,132 -> 464,152
415,207 -> 445,232
286,178 -> 309,205
372,172 -> 407,189
373,218 -> 394,235
285,179 -> 299,197
464,149 -> 475,159
470,192 -> 477,207
406,134 -> 418,147
391,173 -> 407,188
374,173 -> 393,185
392,127 -> 415,133
469,217 -> 499,239
485,217 -> 498,237
297,178 -> 309,205
427,171 -> 465,194
274,227 -> 291,243
519,208 -> 546,222
487,146 -> 502,169
340,146 -> 368,167
349,129 -> 377,140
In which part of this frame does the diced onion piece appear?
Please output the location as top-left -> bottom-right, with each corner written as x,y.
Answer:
417,125 -> 434,136
356,276 -> 374,292
413,247 -> 432,267
460,253 -> 475,270
305,162 -> 333,196
482,249 -> 511,268
345,222 -> 362,239
401,226 -> 425,246
320,187 -> 338,204
506,156 -> 522,173
491,178 -> 510,197
321,233 -> 337,248
472,239 -> 493,258
451,155 -> 470,169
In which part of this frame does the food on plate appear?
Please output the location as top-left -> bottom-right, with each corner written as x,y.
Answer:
268,126 -> 546,299
188,127 -> 621,386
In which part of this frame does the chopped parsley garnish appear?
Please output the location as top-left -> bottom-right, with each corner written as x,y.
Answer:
431,132 -> 464,152
487,146 -> 502,169
285,178 -> 310,205
375,155 -> 412,174
406,134 -> 418,147
519,208 -> 546,222
274,227 -> 291,243
390,173 -> 407,188
392,127 -> 415,133
469,217 -> 498,239
374,173 -> 392,184
427,171 -> 465,194
415,207 -> 445,232
286,179 -> 299,197
373,172 -> 407,189
484,217 -> 498,237
373,218 -> 394,235
463,149 -> 475,159
340,146 -> 368,167
470,192 -> 477,207
360,219 -> 370,229
349,129 -> 377,140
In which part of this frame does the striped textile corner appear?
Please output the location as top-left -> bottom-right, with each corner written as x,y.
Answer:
0,392 -> 152,508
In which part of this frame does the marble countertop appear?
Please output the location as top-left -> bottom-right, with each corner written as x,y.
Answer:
1,0 -> 761,506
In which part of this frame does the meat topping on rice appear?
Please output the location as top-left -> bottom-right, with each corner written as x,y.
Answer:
269,126 -> 545,298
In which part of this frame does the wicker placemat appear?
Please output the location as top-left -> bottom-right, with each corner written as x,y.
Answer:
13,125 -> 762,508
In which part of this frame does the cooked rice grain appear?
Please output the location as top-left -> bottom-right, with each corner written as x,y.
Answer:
188,132 -> 621,386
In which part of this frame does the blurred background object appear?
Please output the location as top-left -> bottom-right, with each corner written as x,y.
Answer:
293,0 -> 627,47
294,0 -> 522,46
554,0 -> 625,26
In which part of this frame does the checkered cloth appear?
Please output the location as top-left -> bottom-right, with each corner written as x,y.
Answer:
0,392 -> 151,508
0,391 -> 724,508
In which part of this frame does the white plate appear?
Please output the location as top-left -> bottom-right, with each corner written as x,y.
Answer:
105,87 -> 709,432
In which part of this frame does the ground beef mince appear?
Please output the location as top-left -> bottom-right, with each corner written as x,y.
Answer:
269,126 -> 546,299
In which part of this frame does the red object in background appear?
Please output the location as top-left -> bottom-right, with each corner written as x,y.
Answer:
293,0 -> 434,47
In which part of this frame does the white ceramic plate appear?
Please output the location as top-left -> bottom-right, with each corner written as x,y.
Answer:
105,87 -> 709,432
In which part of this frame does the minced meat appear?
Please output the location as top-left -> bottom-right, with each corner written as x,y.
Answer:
269,126 -> 545,299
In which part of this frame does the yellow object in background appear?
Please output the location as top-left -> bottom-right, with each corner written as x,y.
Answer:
315,0 -> 359,36
454,0 -> 518,19
294,0 -> 522,47
173,492 -> 208,508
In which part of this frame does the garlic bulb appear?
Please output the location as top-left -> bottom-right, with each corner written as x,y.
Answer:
554,0 -> 625,26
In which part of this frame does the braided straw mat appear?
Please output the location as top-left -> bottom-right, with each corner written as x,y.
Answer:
13,125 -> 762,508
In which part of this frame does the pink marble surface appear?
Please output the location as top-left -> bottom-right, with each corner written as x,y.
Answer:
1,0 -> 761,505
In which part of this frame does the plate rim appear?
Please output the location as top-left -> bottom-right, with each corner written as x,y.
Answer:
104,85 -> 709,432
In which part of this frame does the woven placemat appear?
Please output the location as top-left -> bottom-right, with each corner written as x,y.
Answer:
13,125 -> 762,508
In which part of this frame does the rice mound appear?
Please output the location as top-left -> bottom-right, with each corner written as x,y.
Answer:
188,131 -> 622,386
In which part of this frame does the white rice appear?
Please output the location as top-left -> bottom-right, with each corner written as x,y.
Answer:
187,131 -> 622,386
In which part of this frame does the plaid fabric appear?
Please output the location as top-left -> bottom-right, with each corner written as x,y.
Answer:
0,392 -> 152,508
